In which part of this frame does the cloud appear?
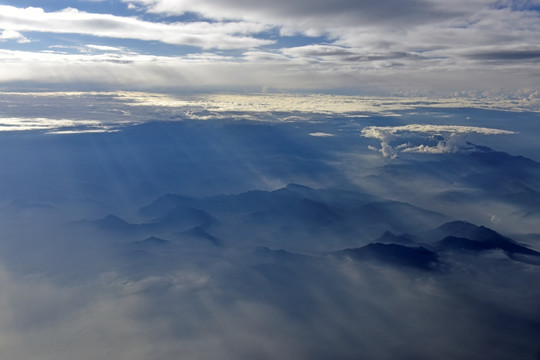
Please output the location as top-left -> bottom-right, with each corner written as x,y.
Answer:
0,240 -> 539,360
122,0 -> 473,35
309,132 -> 334,137
2,92 -> 540,132
462,47 -> 540,61
0,2 -> 539,92
0,5 -> 273,50
0,30 -> 30,43
123,0 -> 540,59
85,44 -> 125,52
361,124 -> 515,158
281,45 -> 356,58
0,117 -> 110,132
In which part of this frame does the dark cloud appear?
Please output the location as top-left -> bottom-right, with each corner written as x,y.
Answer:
133,0 -> 466,28
344,51 -> 426,62
464,48 -> 540,61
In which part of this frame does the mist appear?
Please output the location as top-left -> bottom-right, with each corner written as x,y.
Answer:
0,93 -> 539,359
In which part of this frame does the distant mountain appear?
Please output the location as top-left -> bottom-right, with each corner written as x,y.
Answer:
252,247 -> 312,264
334,243 -> 439,270
149,205 -> 217,231
138,193 -> 194,219
369,145 -> 540,216
467,144 -> 540,173
75,206 -> 217,240
248,196 -> 342,227
136,184 -> 446,243
136,236 -> 170,246
374,230 -> 416,245
93,214 -> 139,233
179,226 -> 222,246
437,236 -> 497,252
429,221 -> 540,256
430,220 -> 480,239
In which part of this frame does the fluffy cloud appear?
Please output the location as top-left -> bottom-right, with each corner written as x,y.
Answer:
0,30 -> 30,43
361,124 -> 515,158
124,0 -> 540,54
0,5 -> 272,49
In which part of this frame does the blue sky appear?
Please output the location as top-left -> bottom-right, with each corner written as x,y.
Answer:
0,0 -> 540,93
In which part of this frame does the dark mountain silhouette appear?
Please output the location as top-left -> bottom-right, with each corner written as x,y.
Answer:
374,230 -> 416,245
369,145 -> 540,215
136,184 -> 446,242
149,205 -> 217,230
431,220 -> 480,239
248,197 -> 342,227
252,247 -> 312,264
180,226 -> 222,246
430,221 -> 540,256
137,236 -> 170,246
334,243 -> 439,270
93,214 -> 139,233
76,206 -> 217,238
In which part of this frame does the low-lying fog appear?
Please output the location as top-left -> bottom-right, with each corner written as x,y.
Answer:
0,94 -> 539,359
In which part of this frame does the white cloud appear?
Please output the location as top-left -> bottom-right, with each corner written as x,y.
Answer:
0,5 -> 273,50
0,117 -> 114,132
0,30 -> 30,43
0,2 -> 538,92
361,124 -> 515,158
309,132 -> 334,137
104,0 -> 540,93
85,44 -> 124,52
2,91 -> 540,132
490,215 -> 501,225
122,0 -> 484,34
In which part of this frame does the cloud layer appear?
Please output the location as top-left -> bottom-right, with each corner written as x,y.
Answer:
0,2 -> 539,92
1,91 -> 539,134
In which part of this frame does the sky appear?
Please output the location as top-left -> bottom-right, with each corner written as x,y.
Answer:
1,0 -> 540,94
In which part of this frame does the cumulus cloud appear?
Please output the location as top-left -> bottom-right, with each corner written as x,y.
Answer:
0,30 -> 30,43
361,124 -> 515,158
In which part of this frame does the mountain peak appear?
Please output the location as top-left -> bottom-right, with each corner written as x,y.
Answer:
285,183 -> 313,191
138,236 -> 170,246
375,230 -> 415,244
437,220 -> 478,235
335,243 -> 439,270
